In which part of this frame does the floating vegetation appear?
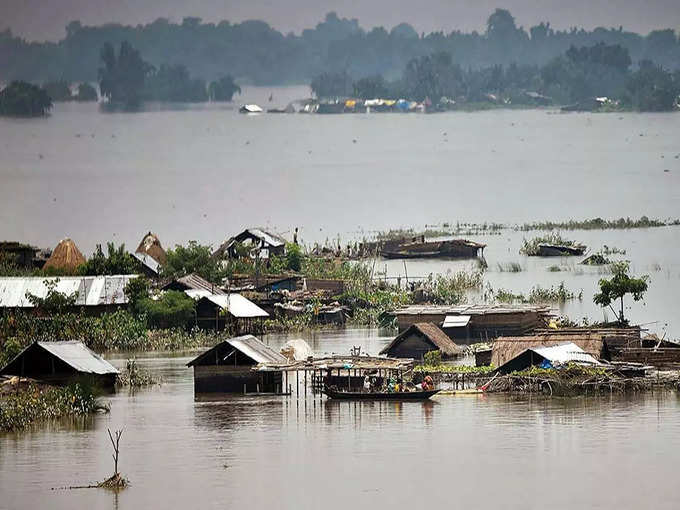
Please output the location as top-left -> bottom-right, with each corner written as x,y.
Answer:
547,265 -> 562,272
492,282 -> 581,304
0,382 -> 106,432
497,262 -> 523,272
518,216 -> 679,231
581,254 -> 611,265
419,270 -> 484,305
116,359 -> 157,388
520,232 -> 582,256
600,245 -> 626,255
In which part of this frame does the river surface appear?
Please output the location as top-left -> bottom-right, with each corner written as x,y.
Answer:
1,86 -> 679,336
2,332 -> 680,510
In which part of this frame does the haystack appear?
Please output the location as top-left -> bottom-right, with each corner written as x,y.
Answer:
135,231 -> 167,265
43,238 -> 85,271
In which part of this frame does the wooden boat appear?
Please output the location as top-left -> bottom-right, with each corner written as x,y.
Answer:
324,387 -> 440,400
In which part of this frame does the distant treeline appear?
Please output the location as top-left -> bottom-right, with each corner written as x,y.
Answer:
1,9 -> 680,86
312,42 -> 680,111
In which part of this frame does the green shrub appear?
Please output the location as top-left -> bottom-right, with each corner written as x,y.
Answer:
137,291 -> 195,329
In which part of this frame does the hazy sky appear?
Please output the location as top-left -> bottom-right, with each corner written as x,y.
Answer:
1,0 -> 679,41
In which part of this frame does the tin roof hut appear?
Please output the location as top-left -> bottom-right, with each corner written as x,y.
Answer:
43,238 -> 86,272
379,323 -> 464,360
213,228 -> 286,259
0,340 -> 119,388
495,342 -> 600,374
491,333 -> 609,368
187,335 -> 286,393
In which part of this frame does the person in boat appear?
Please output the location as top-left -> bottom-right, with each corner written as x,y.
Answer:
363,375 -> 371,393
423,375 -> 434,391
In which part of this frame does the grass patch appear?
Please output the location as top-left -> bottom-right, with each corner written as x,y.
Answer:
520,232 -> 581,256
518,216 -> 679,231
497,262 -> 523,272
491,282 -> 582,304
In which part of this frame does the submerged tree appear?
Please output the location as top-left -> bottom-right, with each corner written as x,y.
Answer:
208,75 -> 241,101
43,80 -> 73,101
593,261 -> 649,324
75,82 -> 98,101
0,81 -> 52,117
98,41 -> 152,107
144,64 -> 208,102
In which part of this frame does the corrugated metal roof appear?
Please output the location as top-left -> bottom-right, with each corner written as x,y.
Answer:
175,274 -> 225,294
228,335 -> 286,364
187,335 -> 286,366
245,228 -> 285,248
531,342 -> 600,366
37,341 -> 119,374
197,293 -> 269,318
442,315 -> 471,328
393,304 -> 553,316
0,275 -> 137,308
133,252 -> 160,275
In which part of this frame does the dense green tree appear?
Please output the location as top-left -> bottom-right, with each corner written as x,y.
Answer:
625,60 -> 679,111
311,71 -> 353,98
162,241 -> 225,284
75,82 -> 98,101
353,75 -> 389,99
0,81 -> 52,117
43,80 -> 73,101
79,242 -> 139,275
144,64 -> 208,102
593,262 -> 649,324
25,279 -> 78,313
208,75 -> 241,101
98,41 -> 152,106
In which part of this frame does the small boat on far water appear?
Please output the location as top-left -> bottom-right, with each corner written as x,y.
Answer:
324,387 -> 440,400
239,104 -> 263,114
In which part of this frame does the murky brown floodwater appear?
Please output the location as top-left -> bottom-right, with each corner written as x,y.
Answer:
2,330 -> 680,510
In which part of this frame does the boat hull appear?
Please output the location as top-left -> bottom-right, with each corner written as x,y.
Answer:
324,388 -> 441,400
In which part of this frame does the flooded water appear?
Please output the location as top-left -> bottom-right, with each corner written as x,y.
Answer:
1,85 -> 678,335
2,338 -> 680,510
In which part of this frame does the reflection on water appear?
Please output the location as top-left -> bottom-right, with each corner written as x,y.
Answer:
2,353 -> 680,509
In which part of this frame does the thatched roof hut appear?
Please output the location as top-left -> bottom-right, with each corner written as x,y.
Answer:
43,238 -> 85,271
135,231 -> 167,265
380,322 -> 464,360
491,333 -> 609,368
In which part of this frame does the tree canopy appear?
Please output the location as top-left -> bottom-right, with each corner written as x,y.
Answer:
162,241 -> 225,284
593,262 -> 649,324
0,81 -> 52,117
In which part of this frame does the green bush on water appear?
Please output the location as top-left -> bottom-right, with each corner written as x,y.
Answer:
0,382 -> 105,432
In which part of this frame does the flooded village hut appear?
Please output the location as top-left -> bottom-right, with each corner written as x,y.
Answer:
133,231 -> 167,277
0,341 -> 119,388
495,342 -> 600,375
189,291 -> 269,333
391,304 -> 553,343
187,335 -> 287,393
161,273 -> 225,294
379,323 -> 464,361
0,275 -> 137,314
491,333 -> 610,368
381,238 -> 486,259
43,238 -> 86,271
213,228 -> 286,259
0,241 -> 41,269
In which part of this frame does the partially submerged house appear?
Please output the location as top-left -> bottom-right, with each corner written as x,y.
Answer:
495,342 -> 600,375
43,238 -> 86,272
213,228 -> 286,259
381,238 -> 486,259
190,291 -> 269,333
379,322 -> 464,361
187,335 -> 287,393
133,231 -> 167,277
391,304 -> 553,343
0,275 -> 137,314
491,333 -> 610,368
0,341 -> 119,388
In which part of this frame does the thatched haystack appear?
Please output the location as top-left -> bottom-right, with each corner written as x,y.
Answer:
491,333 -> 608,368
43,238 -> 85,271
135,231 -> 167,265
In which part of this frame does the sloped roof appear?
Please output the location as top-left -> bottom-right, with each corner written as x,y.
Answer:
380,322 -> 463,357
195,293 -> 268,318
392,304 -> 553,316
1,341 -> 119,376
214,228 -> 286,258
0,275 -> 137,308
133,252 -> 161,275
491,333 -> 606,368
495,342 -> 600,374
135,231 -> 167,265
43,238 -> 86,271
163,273 -> 225,294
187,335 -> 286,366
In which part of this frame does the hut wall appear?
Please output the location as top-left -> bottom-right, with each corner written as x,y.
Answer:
193,365 -> 282,393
